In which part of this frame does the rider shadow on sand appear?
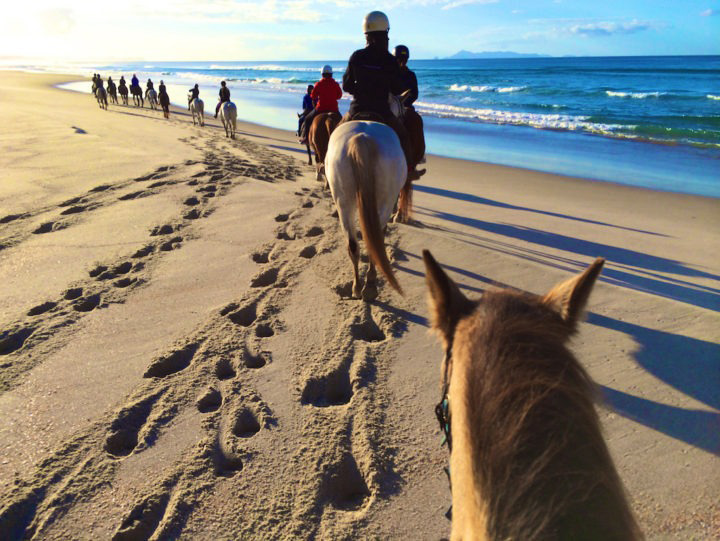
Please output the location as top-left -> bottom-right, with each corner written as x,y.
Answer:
417,208 -> 720,312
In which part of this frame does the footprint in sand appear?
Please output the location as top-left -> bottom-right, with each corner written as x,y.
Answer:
113,262 -> 133,274
231,407 -> 261,438
301,200 -> 314,209
27,301 -> 57,317
274,213 -> 290,223
104,391 -> 163,457
305,226 -> 324,238
226,302 -> 257,327
242,345 -> 269,369
254,323 -> 275,338
64,287 -> 83,300
215,358 -> 237,380
113,277 -> 136,288
60,205 -> 88,216
112,488 -> 172,540
0,327 -> 35,355
184,196 -> 200,206
143,343 -> 199,378
160,236 -> 183,251
59,196 -> 85,207
32,221 -> 63,234
184,209 -> 201,220
89,265 -> 108,278
301,358 -> 353,407
150,224 -> 175,236
119,191 -> 150,201
197,387 -> 223,413
299,245 -> 317,259
0,213 -> 28,224
250,267 -> 279,288
320,451 -> 371,510
132,245 -> 154,258
73,294 -> 101,312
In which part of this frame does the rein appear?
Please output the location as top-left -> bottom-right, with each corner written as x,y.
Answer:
435,345 -> 453,521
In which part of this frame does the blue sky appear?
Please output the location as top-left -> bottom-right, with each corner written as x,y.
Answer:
1,1 -> 718,61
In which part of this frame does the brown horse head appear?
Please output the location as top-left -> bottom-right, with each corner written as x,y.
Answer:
423,251 -> 642,541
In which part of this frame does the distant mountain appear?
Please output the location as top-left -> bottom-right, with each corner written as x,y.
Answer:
447,50 -> 551,59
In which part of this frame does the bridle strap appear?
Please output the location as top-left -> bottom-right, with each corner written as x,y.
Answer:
435,347 -> 453,452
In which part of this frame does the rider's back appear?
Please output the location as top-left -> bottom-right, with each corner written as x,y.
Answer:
343,44 -> 403,117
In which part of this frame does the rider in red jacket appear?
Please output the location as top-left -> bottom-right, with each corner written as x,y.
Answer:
299,65 -> 342,144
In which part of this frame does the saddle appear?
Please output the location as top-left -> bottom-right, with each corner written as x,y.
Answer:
348,111 -> 385,123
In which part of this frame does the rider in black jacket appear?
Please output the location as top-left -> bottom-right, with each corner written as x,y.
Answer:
341,11 -> 423,180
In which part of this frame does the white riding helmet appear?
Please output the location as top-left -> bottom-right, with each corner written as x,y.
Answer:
363,11 -> 390,33
321,64 -> 333,76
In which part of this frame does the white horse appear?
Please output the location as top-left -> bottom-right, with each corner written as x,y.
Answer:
325,121 -> 407,301
190,98 -> 204,126
147,89 -> 158,110
96,86 -> 108,110
219,101 -> 237,139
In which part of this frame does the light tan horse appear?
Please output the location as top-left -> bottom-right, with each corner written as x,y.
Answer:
306,111 -> 341,183
423,251 -> 642,541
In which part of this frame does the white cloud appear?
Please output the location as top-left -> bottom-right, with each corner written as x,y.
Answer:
570,19 -> 652,37
441,0 -> 498,9
700,9 -> 717,16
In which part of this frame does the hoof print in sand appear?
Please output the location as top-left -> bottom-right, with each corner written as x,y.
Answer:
60,205 -> 88,215
250,268 -> 278,288
184,196 -> 200,206
305,226 -> 323,238
105,392 -> 162,457
215,358 -> 236,380
212,440 -> 243,477
160,237 -> 183,251
301,362 -> 352,407
112,491 -> 170,541
119,191 -> 149,201
232,407 -> 261,438
144,343 -> 199,378
254,324 -> 275,338
251,250 -> 270,264
113,262 -> 133,274
0,327 -> 34,355
349,317 -> 385,342
0,213 -> 28,224
74,294 -> 101,312
150,224 -> 174,236
64,287 -> 83,300
321,452 -> 370,510
132,245 -> 154,258
89,265 -> 108,278
274,213 -> 289,222
33,221 -> 62,234
276,229 -> 296,241
197,388 -> 223,413
59,196 -> 84,207
242,347 -> 268,369
227,302 -> 257,327
27,301 -> 57,316
184,209 -> 201,220
298,245 -> 317,259
114,277 -> 136,288
301,200 -> 314,208
333,282 -> 354,300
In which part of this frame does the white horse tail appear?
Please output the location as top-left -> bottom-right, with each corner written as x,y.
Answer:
348,133 -> 403,294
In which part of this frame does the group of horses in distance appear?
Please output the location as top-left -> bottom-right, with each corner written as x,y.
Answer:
326,112 -> 640,538
86,72 -> 642,537
89,77 -> 237,138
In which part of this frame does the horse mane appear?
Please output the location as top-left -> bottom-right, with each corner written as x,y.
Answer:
456,289 -> 642,540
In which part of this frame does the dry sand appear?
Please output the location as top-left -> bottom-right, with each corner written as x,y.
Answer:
0,70 -> 718,539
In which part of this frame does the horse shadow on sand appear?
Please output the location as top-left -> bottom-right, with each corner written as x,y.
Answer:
588,313 -> 720,455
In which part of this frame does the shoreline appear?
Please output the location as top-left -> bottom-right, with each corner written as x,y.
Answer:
1,70 -> 718,539
47,65 -> 720,199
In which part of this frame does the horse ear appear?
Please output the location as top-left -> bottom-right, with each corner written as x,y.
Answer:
542,258 -> 605,328
422,250 -> 474,347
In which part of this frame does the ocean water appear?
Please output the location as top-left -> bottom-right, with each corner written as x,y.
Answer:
49,56 -> 719,197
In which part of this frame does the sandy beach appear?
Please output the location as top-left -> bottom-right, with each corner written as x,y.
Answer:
0,70 -> 718,539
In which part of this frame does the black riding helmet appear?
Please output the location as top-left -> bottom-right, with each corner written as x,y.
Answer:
394,45 -> 409,59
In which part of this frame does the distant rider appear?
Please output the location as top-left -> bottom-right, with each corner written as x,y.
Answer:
131,73 -> 139,90
299,65 -> 342,144
215,81 -> 231,118
145,78 -> 154,99
188,84 -> 200,110
341,11 -> 423,180
394,45 -> 426,167
158,80 -> 171,118
297,84 -> 314,136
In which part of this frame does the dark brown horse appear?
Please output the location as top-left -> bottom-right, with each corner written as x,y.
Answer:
423,252 -> 642,541
306,111 -> 341,184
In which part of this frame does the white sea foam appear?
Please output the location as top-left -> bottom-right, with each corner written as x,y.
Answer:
449,83 -> 526,93
606,90 -> 665,99
708,94 -> 720,101
414,101 -> 628,135
208,64 -> 321,72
